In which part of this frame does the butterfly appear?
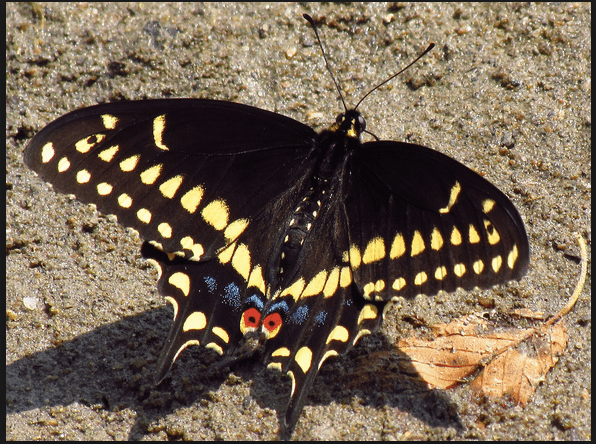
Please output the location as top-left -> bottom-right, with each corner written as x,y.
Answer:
23,14 -> 529,431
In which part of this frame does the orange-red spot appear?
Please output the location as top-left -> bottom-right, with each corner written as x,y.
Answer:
242,308 -> 261,328
263,313 -> 283,338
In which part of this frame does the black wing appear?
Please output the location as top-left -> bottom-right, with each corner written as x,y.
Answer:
24,99 -> 317,262
344,140 -> 530,301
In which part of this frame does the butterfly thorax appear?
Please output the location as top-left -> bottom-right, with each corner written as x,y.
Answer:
274,110 -> 364,289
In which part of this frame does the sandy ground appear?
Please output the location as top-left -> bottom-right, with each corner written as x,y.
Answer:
7,3 -> 590,440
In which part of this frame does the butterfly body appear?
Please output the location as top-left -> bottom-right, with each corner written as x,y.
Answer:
24,95 -> 529,429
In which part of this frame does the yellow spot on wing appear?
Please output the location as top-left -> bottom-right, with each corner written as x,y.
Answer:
357,304 -> 378,324
435,266 -> 447,280
224,219 -> 249,241
76,169 -> 91,184
323,267 -> 340,298
454,263 -> 466,277
339,266 -> 352,288
206,343 -> 224,355
57,157 -> 70,172
431,227 -> 444,250
267,362 -> 283,372
119,155 -> 139,172
158,222 -> 172,238
414,272 -> 428,286
231,243 -> 251,281
363,237 -> 386,264
392,277 -> 406,291
354,329 -> 372,345
98,145 -> 119,162
410,230 -> 425,256
217,242 -> 236,264
507,245 -> 519,269
202,199 -> 229,230
319,350 -> 339,369
137,208 -> 152,224
492,255 -> 503,272
159,175 -> 184,199
288,371 -> 296,396
279,278 -> 306,301
439,181 -> 461,213
363,280 -> 385,299
140,164 -> 162,185
97,182 -> 113,195
179,185 -> 204,213
302,270 -> 328,297
76,134 -> 105,153
41,142 -> 55,163
326,325 -> 349,343
482,199 -> 496,213
183,311 -> 206,331
212,327 -> 230,343
153,114 -> 169,151
450,227 -> 462,245
473,259 -> 484,274
191,243 -> 205,259
247,265 -> 266,294
349,245 -> 362,268
173,340 -> 201,362
341,250 -> 349,263
484,219 -> 501,245
169,272 -> 190,296
295,347 -> 313,374
271,347 -> 291,357
164,295 -> 178,318
118,193 -> 132,208
390,233 -> 406,259
178,236 -> 204,260
468,225 -> 481,243
101,114 -> 118,129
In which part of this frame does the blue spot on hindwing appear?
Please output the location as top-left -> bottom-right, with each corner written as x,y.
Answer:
222,282 -> 241,308
314,310 -> 327,326
246,293 -> 265,310
289,305 -> 309,325
204,276 -> 217,292
267,300 -> 290,315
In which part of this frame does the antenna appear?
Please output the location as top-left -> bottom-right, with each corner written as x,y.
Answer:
354,42 -> 435,110
303,14 -> 348,112
303,14 -> 435,111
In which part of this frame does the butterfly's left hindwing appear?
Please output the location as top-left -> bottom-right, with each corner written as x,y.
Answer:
141,242 -> 258,382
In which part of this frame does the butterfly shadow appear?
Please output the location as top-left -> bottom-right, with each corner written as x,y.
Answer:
7,306 -> 228,439
7,308 -> 462,438
239,333 -> 464,437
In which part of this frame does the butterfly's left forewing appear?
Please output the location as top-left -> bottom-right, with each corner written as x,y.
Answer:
24,99 -> 317,262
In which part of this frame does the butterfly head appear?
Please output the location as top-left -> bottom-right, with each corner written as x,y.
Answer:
329,110 -> 366,141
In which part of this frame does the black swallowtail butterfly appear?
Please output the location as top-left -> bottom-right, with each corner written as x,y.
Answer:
23,14 -> 529,431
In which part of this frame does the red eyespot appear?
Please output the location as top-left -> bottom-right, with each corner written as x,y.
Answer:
242,308 -> 261,329
263,312 -> 283,338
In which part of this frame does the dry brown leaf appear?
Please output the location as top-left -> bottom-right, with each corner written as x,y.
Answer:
468,322 -> 568,404
397,313 -> 569,405
398,234 -> 586,404
357,234 -> 586,406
